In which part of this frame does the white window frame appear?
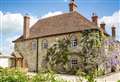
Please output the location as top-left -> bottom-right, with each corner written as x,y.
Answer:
70,35 -> 78,47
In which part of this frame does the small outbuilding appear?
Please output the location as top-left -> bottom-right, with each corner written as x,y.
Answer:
0,54 -> 13,68
11,51 -> 24,68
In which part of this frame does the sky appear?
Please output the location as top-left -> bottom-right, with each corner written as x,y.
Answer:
0,0 -> 120,55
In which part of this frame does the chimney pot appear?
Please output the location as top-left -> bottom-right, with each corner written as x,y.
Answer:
91,12 -> 98,25
112,25 -> 116,39
69,0 -> 77,12
100,22 -> 106,31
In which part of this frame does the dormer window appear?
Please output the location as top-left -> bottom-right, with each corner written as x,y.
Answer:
70,35 -> 78,47
42,39 -> 48,49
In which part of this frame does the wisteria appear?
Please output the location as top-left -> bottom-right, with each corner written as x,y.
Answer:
103,38 -> 120,72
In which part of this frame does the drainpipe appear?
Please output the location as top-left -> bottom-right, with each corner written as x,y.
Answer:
36,38 -> 39,73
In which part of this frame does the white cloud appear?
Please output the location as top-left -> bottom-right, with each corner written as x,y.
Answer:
0,12 -> 23,35
0,11 -> 38,55
0,11 -> 63,55
99,10 -> 120,41
0,11 -> 38,35
41,11 -> 63,19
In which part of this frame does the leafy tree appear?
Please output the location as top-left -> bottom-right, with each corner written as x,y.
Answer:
78,29 -> 106,75
104,39 -> 120,72
45,39 -> 71,74
45,29 -> 108,75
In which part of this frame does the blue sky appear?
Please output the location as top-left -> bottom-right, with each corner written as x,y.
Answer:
0,0 -> 120,54
0,0 -> 119,18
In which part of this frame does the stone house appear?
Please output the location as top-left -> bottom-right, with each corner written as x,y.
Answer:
12,0 -> 118,72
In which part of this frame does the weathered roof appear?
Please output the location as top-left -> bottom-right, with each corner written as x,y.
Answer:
14,11 -> 98,42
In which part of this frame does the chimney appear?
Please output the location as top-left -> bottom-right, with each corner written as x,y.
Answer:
112,25 -> 116,39
23,15 -> 30,39
100,22 -> 106,32
69,0 -> 77,12
91,13 -> 98,25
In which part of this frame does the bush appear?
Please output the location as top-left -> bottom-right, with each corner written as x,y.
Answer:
32,72 -> 68,82
117,80 -> 120,82
0,68 -> 28,82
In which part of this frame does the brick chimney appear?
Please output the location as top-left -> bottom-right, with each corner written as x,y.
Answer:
112,25 -> 116,38
69,0 -> 77,12
91,13 -> 98,25
100,22 -> 106,32
23,15 -> 30,39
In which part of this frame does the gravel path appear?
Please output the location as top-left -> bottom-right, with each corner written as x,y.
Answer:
57,71 -> 120,82
27,71 -> 120,82
96,72 -> 120,82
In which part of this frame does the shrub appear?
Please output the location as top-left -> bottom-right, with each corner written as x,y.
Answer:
32,72 -> 68,82
117,80 -> 120,82
0,68 -> 28,82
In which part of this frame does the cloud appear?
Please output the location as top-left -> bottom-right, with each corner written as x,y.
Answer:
0,11 -> 38,54
99,10 -> 120,41
41,11 -> 63,19
0,11 -> 63,55
0,11 -> 38,36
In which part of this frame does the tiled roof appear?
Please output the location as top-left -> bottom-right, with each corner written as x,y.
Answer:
14,11 -> 98,42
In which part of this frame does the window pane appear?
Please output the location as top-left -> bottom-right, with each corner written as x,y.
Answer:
70,35 -> 78,47
32,41 -> 37,50
71,59 -> 78,66
42,39 -> 48,49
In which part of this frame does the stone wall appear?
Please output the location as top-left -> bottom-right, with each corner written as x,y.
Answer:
14,32 -> 82,72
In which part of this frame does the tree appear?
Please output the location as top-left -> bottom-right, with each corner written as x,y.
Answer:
78,29 -> 106,75
45,39 -> 71,74
45,29 -> 107,75
104,39 -> 120,72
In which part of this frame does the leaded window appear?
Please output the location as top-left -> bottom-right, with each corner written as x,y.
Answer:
42,39 -> 48,49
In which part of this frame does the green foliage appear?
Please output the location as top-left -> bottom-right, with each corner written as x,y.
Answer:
0,68 -> 68,82
45,39 -> 72,74
45,29 -> 106,75
94,68 -> 105,77
32,71 -> 68,82
76,69 -> 97,82
85,74 -> 96,82
79,29 -> 105,74
0,68 -> 28,82
117,80 -> 120,82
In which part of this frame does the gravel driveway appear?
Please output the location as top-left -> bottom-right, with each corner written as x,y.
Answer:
27,71 -> 120,82
57,71 -> 120,82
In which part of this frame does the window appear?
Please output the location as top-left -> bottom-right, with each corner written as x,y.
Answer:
70,35 -> 78,47
71,59 -> 78,65
42,39 -> 48,49
32,41 -> 37,50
